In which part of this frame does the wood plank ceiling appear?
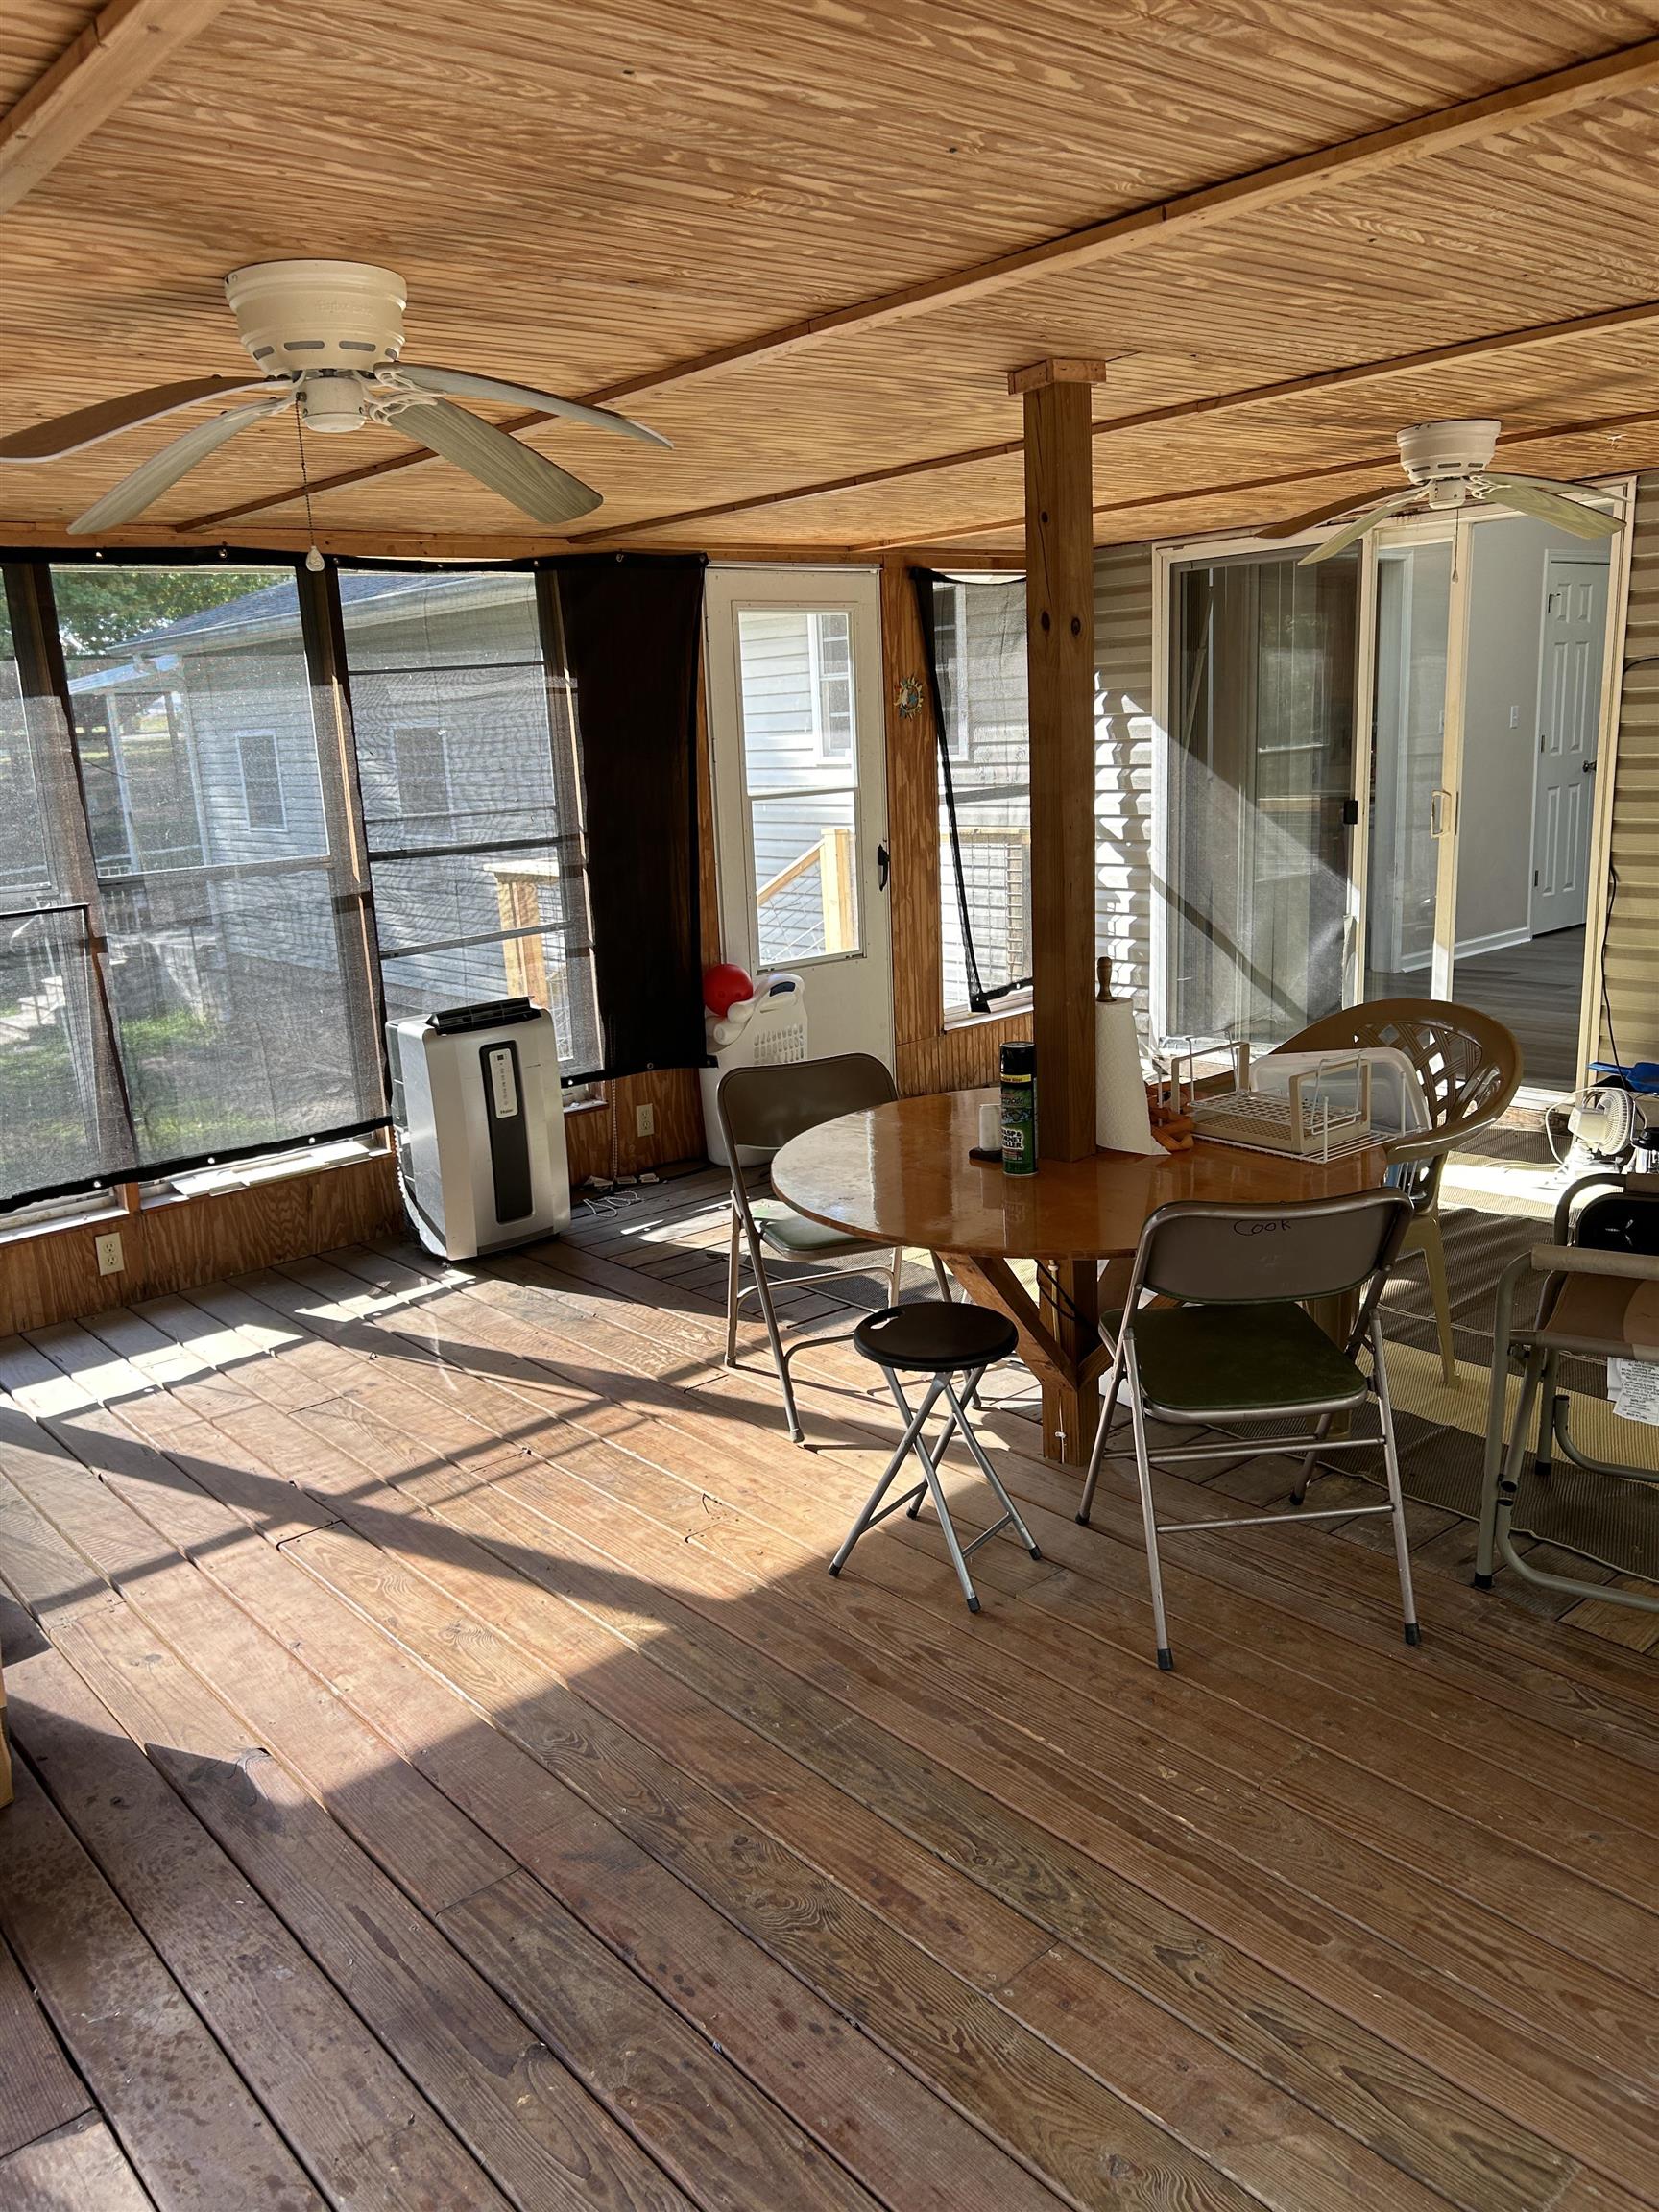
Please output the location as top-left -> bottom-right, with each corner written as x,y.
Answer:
4,0 -> 1659,557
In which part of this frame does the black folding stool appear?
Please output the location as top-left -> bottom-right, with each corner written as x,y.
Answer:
829,1301 -> 1040,1612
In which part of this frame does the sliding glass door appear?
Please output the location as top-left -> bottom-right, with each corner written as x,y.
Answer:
1165,547 -> 1359,1045
1159,495 -> 1622,1073
1363,534 -> 1458,999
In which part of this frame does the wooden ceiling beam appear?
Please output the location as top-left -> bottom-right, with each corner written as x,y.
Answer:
0,0 -> 234,217
175,32 -> 1659,534
574,295 -> 1659,542
866,402 -> 1659,553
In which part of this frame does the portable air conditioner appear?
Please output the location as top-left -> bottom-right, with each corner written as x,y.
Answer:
387,998 -> 570,1260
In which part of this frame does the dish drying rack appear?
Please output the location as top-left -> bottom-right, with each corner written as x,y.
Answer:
1163,1044 -> 1384,1162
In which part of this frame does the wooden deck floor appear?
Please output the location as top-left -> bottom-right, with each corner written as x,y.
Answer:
2,1166 -> 1657,2212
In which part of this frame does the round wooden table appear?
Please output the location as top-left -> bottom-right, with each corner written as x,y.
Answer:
772,1086 -> 1388,1463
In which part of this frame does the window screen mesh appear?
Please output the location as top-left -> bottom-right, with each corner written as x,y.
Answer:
339,569 -> 602,1078
2,575 -> 124,1203
43,564 -> 383,1187
929,575 -> 1031,1012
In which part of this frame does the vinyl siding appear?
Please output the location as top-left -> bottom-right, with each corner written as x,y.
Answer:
1599,471 -> 1659,1064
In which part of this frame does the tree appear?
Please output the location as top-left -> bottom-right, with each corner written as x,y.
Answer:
49,567 -> 259,657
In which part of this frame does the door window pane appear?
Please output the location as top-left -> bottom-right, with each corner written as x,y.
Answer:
1167,552 -> 1358,1044
735,604 -> 862,962
1365,542 -> 1452,997
751,790 -> 857,965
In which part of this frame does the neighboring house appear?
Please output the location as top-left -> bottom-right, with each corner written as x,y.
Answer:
64,568 -> 593,1061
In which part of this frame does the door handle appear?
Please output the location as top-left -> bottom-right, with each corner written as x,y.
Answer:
1429,788 -> 1454,837
877,841 -> 890,890
1583,757 -> 1599,774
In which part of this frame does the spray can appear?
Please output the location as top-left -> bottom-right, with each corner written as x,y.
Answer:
1000,1042 -> 1037,1176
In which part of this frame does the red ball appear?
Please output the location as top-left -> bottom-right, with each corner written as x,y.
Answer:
703,962 -> 755,1020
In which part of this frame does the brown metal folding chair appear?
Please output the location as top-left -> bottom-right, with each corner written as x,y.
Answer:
716,1054 -> 952,1442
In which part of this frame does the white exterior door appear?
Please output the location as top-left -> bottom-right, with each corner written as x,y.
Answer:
1531,555 -> 1608,934
704,566 -> 894,1067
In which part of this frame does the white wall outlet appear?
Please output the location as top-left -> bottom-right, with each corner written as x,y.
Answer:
1509,704 -> 1521,728
95,1230 -> 125,1277
636,1102 -> 656,1139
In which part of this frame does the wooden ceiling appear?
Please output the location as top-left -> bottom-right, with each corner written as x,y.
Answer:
5,0 -> 1659,558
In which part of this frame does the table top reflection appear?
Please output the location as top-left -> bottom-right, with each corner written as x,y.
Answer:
770,1086 -> 1388,1263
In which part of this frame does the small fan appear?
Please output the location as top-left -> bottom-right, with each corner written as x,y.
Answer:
0,260 -> 669,533
1262,419 -> 1623,565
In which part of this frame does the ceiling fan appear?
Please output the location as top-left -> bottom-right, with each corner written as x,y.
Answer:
0,260 -> 669,534
1263,419 -> 1623,565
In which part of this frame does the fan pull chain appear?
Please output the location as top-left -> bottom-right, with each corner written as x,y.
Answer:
290,402 -> 325,572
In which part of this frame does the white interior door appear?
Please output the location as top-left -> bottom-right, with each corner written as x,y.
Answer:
704,566 -> 894,1067
1531,554 -> 1608,933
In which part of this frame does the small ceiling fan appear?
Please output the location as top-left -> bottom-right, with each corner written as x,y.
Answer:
0,260 -> 669,533
1263,419 -> 1623,565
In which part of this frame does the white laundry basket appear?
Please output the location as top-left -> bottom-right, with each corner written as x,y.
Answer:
700,973 -> 807,1166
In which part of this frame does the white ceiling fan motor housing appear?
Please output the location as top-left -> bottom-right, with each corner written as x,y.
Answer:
1397,417 -> 1500,484
224,259 -> 408,374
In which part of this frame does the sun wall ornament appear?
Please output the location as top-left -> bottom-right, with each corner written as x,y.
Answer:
896,673 -> 926,719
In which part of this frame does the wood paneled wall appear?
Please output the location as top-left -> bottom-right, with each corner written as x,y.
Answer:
0,1150 -> 404,1339
565,1067 -> 707,1183
880,556 -> 1033,1095
0,1063 -> 709,1338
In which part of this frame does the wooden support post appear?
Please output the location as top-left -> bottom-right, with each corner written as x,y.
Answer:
1023,359 -> 1106,1463
1023,372 -> 1097,1163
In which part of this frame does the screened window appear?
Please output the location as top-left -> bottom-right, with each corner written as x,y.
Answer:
339,570 -> 602,1077
929,574 -> 1031,1014
0,563 -> 384,1209
236,729 -> 286,830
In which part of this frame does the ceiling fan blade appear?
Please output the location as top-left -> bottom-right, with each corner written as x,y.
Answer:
0,374 -> 277,463
1257,483 -> 1406,541
396,364 -> 670,448
68,398 -> 292,533
1479,475 -> 1623,538
388,398 -> 602,525
1296,504 -> 1400,566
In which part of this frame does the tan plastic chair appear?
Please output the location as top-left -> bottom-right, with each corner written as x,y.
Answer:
1269,999 -> 1523,1385
716,1054 -> 952,1443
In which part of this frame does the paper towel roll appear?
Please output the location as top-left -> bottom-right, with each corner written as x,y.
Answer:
1095,974 -> 1160,1155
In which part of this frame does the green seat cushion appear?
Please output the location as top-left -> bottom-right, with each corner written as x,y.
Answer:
755,1204 -> 881,1260
1130,1302 -> 1367,1416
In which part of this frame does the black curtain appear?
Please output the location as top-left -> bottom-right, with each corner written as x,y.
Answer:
553,553 -> 707,1077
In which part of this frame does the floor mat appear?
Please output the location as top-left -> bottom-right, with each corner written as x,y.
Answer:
1382,1208 -> 1659,1581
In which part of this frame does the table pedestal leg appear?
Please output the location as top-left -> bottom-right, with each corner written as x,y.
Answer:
947,1254 -> 1106,1469
1040,1260 -> 1100,1466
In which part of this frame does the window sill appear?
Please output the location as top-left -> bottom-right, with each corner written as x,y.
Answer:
943,989 -> 1033,1031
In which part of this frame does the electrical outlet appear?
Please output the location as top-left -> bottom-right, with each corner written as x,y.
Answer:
1509,704 -> 1521,729
95,1230 -> 125,1277
636,1102 -> 656,1138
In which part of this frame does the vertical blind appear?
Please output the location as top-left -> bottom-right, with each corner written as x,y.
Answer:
0,552 -> 697,1213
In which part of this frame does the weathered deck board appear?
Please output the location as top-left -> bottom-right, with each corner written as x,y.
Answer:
0,1185 -> 1654,2212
